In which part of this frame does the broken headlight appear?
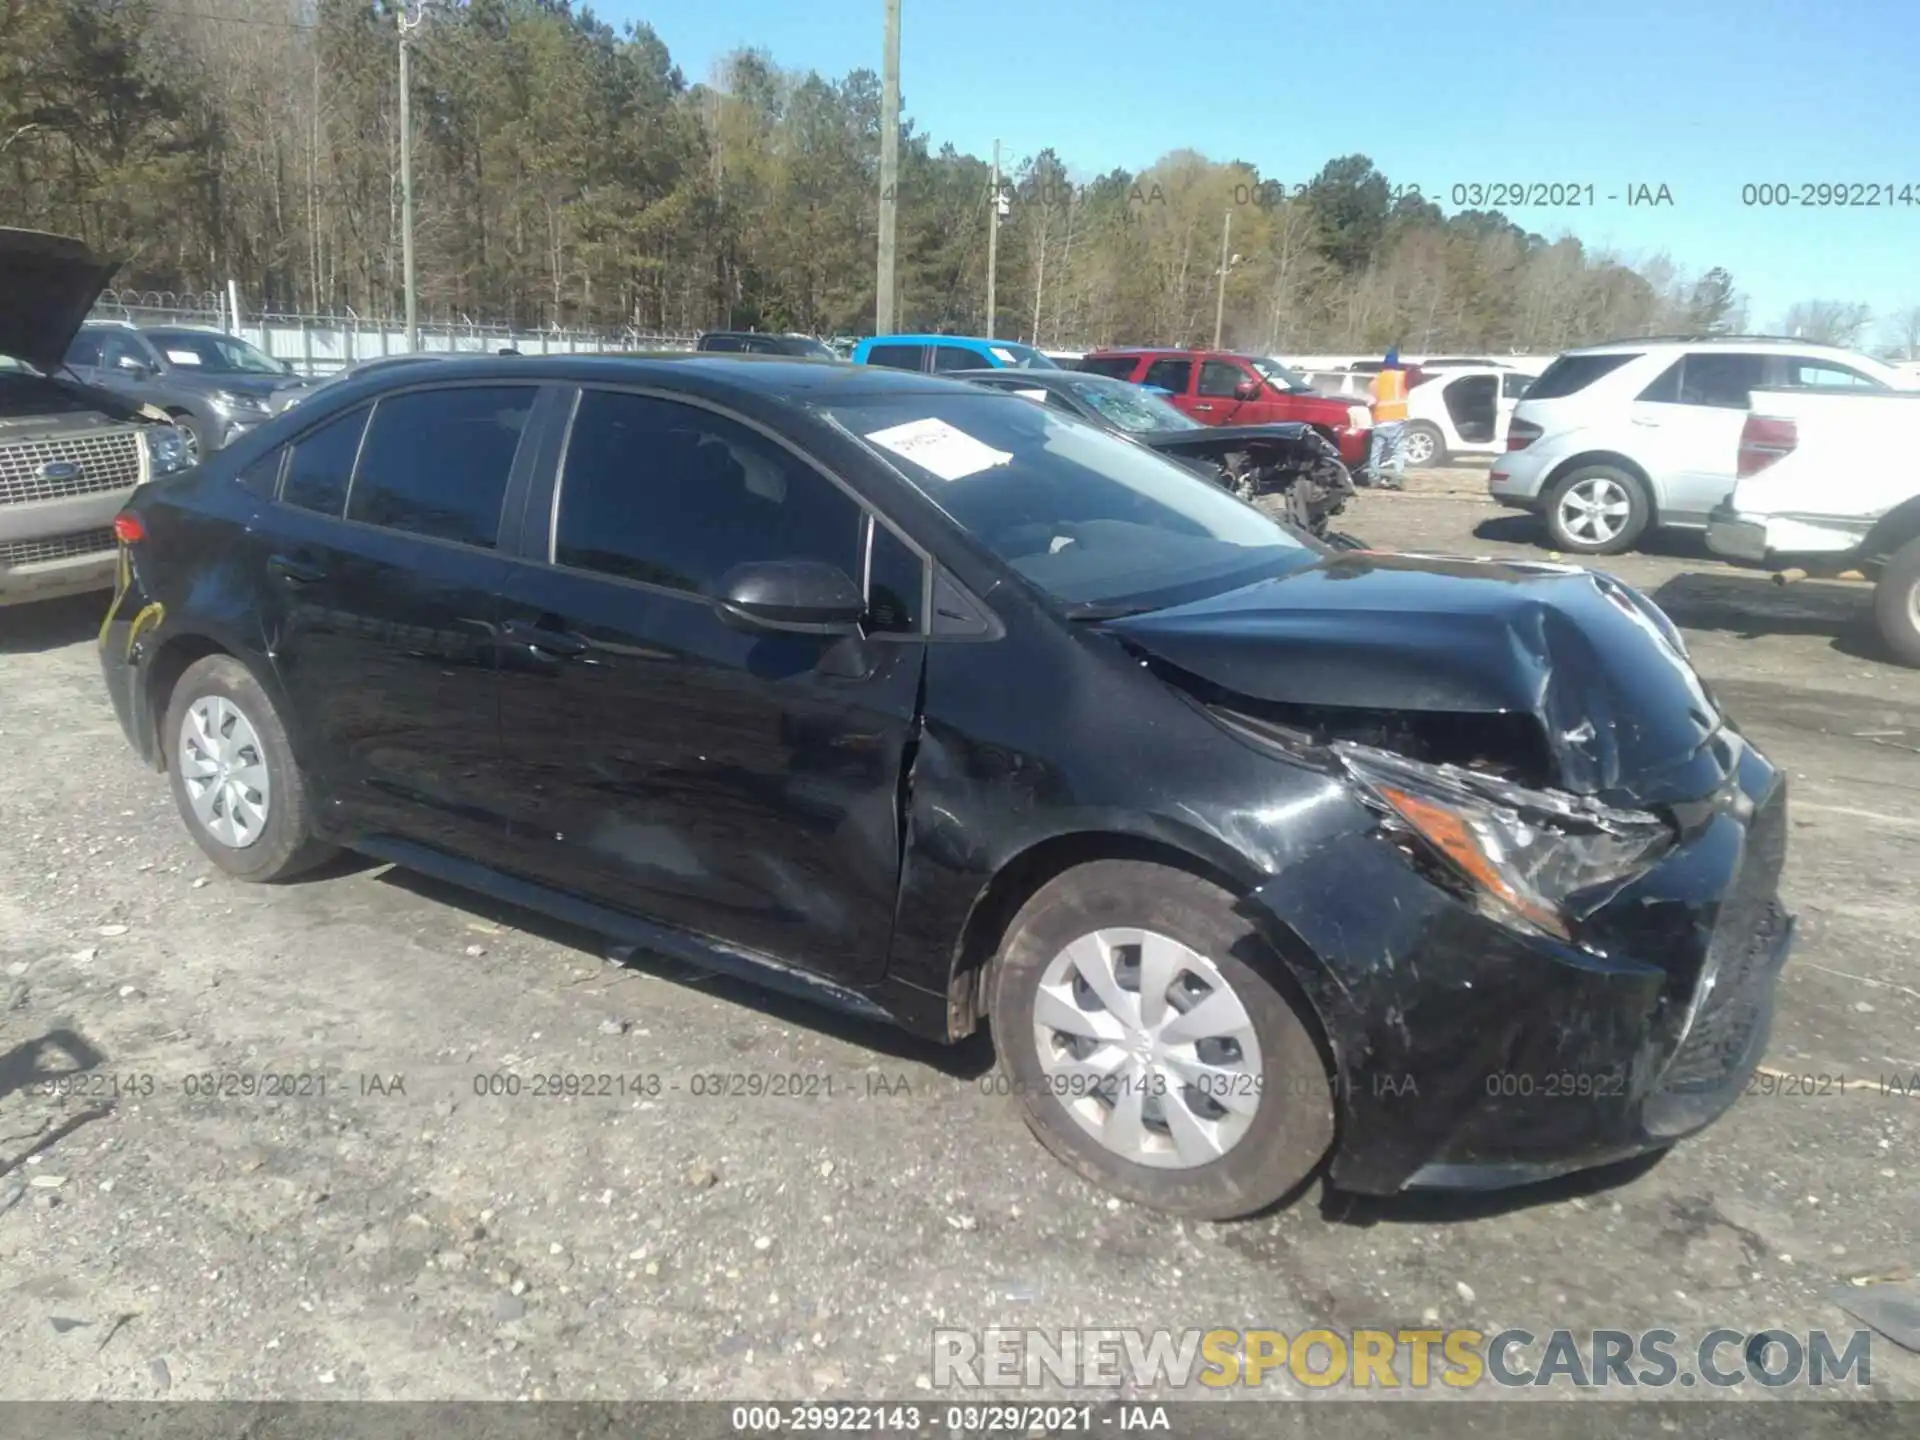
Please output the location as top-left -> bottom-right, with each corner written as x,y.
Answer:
142,425 -> 193,478
1335,741 -> 1672,942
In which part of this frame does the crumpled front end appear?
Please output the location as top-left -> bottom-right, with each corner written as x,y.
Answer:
1245,734 -> 1790,1195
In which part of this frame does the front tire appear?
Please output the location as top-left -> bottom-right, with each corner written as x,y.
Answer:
1544,464 -> 1650,555
988,861 -> 1336,1219
163,655 -> 335,881
1872,537 -> 1920,667
167,412 -> 204,464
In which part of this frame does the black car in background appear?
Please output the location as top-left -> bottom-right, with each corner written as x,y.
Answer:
953,367 -> 1358,539
98,355 -> 1791,1218
696,331 -> 839,358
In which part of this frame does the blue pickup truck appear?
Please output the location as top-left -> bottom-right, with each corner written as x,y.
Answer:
850,334 -> 1061,372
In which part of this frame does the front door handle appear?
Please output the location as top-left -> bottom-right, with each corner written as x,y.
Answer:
1193,403 -> 1216,412
267,554 -> 326,585
501,618 -> 592,659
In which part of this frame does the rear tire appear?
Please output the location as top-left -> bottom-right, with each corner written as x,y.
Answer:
987,861 -> 1335,1219
1872,538 -> 1920,667
1543,464 -> 1650,555
163,655 -> 336,882
1400,421 -> 1446,468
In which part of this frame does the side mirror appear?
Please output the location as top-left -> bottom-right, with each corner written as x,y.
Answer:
117,356 -> 151,377
715,559 -> 865,635
1234,378 -> 1262,401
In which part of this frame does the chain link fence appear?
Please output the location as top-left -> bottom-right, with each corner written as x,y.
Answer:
88,290 -> 699,377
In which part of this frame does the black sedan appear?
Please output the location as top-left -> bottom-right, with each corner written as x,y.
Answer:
97,356 -> 1790,1218
951,367 -> 1357,538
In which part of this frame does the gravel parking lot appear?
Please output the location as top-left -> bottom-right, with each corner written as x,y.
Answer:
1,468 -> 1915,1409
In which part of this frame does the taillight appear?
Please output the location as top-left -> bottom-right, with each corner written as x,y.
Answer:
1506,419 -> 1542,451
112,512 -> 145,544
1738,415 -> 1796,478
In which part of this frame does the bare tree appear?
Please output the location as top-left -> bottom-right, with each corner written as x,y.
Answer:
1777,299 -> 1873,347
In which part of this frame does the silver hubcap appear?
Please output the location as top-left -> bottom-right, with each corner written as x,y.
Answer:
179,696 -> 271,848
1559,476 -> 1632,543
1402,429 -> 1435,464
175,422 -> 199,463
1032,928 -> 1263,1170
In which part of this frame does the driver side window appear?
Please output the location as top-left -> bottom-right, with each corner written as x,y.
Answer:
1197,361 -> 1246,397
554,390 -> 865,598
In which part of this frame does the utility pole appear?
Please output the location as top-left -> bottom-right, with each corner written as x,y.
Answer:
398,3 -> 424,351
875,0 -> 901,335
1213,208 -> 1232,349
985,138 -> 1001,339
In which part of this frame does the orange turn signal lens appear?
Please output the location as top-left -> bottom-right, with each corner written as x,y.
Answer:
1376,785 -> 1570,939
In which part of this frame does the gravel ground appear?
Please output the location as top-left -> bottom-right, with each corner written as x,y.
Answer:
0,472 -> 1915,1412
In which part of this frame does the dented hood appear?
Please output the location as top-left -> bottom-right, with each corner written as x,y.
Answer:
1142,422 -> 1321,457
0,229 -> 119,372
1102,551 -> 1731,804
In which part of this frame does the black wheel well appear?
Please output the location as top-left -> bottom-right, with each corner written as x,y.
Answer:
145,635 -> 233,768
1860,497 -> 1920,564
1543,451 -> 1659,521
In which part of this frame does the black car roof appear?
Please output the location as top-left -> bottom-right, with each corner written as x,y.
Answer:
294,352 -> 979,413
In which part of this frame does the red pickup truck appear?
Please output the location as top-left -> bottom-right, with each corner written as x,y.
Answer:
1081,349 -> 1374,468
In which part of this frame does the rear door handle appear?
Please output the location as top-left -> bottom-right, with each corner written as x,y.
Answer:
1193,403 -> 1216,412
267,554 -> 326,585
501,618 -> 592,659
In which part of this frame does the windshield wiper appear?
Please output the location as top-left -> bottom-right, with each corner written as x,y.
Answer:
1065,600 -> 1162,621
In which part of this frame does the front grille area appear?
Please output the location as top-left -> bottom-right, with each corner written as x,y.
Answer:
1658,793 -> 1790,1093
0,527 -> 118,567
0,429 -> 143,505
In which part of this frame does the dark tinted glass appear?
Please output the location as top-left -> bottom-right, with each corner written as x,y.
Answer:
65,332 -> 104,366
1143,359 -> 1192,392
865,344 -> 925,371
1197,360 -> 1245,397
346,386 -> 530,547
1079,356 -> 1140,379
280,406 -> 369,516
555,390 -> 863,596
1526,352 -> 1639,399
866,520 -> 924,633
1636,360 -> 1682,403
1677,353 -> 1766,408
238,448 -> 285,498
701,335 -> 744,352
933,346 -> 981,371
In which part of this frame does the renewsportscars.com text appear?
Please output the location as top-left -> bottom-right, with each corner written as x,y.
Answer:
931,1326 -> 1874,1391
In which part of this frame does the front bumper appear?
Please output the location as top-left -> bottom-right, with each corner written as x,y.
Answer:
1249,744 -> 1791,1195
0,488 -> 132,606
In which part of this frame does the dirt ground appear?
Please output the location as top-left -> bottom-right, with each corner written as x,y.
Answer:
0,469 -> 1915,1410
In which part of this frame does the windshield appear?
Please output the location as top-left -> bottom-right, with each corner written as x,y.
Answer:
790,337 -> 838,359
986,342 -> 1060,369
1064,374 -> 1202,432
147,330 -> 285,375
1249,357 -> 1312,392
823,392 -> 1312,614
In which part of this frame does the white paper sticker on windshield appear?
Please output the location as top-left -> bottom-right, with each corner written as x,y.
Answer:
989,347 -> 1017,364
165,350 -> 203,365
1014,388 -> 1048,402
865,417 -> 1012,481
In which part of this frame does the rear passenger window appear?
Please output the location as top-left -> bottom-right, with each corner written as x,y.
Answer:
280,406 -> 369,516
1143,359 -> 1192,392
1676,353 -> 1765,409
555,390 -> 863,597
346,386 -> 530,547
865,344 -> 925,371
933,346 -> 980,371
865,520 -> 924,634
1079,356 -> 1138,380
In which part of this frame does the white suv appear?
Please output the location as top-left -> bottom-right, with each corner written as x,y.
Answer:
1488,337 -> 1912,554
